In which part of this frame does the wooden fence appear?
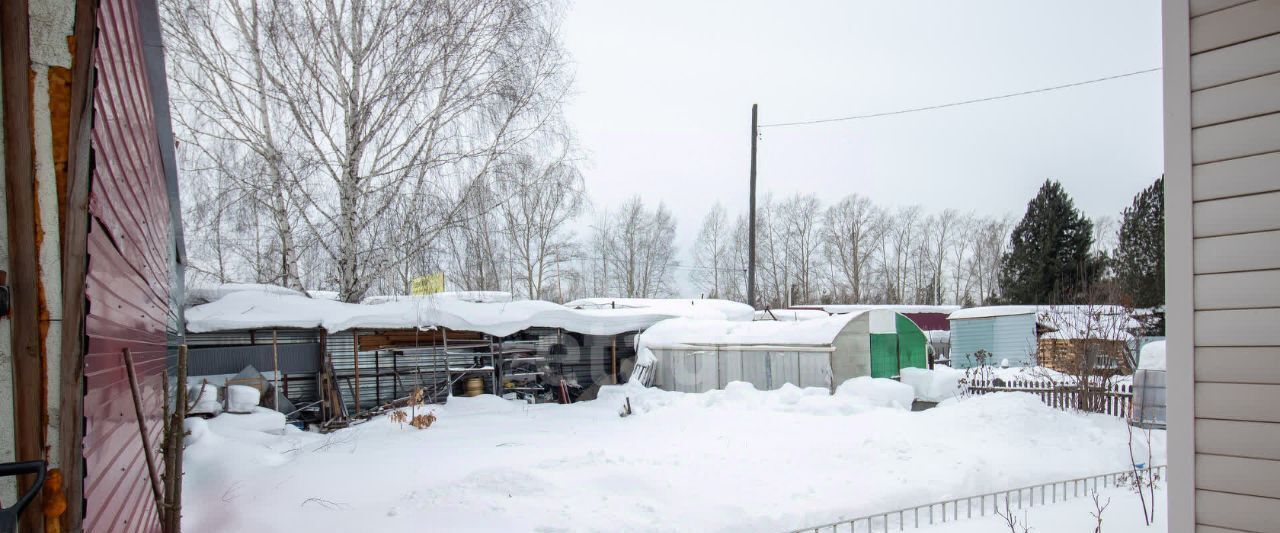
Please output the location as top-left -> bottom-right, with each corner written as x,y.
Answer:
966,377 -> 1134,418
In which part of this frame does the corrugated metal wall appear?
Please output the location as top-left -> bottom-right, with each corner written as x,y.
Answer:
948,315 -> 1038,368
80,0 -> 173,530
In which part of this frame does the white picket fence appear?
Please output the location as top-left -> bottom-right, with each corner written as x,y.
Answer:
966,376 -> 1134,418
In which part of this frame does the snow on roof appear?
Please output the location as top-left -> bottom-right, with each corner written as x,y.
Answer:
1039,311 -> 1138,341
361,291 -> 513,305
185,282 -> 304,306
638,313 -> 862,349
1138,340 -> 1166,370
947,305 -> 1043,320
186,288 -> 747,337
948,305 -> 1129,321
796,304 -> 961,315
754,309 -> 831,321
562,297 -> 755,322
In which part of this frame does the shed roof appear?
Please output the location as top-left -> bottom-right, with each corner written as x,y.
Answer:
795,304 -> 961,315
563,297 -> 755,321
185,287 -> 745,337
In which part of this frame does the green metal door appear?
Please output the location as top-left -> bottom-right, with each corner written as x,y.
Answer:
870,333 -> 899,378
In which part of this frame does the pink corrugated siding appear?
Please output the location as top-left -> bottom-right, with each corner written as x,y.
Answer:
81,0 -> 173,530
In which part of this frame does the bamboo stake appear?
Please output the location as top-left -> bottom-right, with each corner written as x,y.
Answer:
123,348 -> 166,524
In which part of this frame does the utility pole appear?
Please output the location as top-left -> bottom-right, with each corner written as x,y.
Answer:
747,103 -> 758,309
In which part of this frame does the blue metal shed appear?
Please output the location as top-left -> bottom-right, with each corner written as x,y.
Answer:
947,307 -> 1041,368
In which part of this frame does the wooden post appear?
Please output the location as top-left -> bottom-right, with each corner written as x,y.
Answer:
611,337 -> 618,385
122,348 -> 165,524
272,328 -> 280,411
375,350 -> 381,405
746,103 -> 758,309
352,332 -> 360,413
164,345 -> 189,533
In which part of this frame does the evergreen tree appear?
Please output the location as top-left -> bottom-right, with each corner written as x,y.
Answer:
998,179 -> 1100,304
1115,177 -> 1165,308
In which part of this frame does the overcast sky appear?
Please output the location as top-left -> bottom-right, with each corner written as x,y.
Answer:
560,0 -> 1163,296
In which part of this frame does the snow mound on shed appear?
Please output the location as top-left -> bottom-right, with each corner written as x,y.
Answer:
901,365 -> 966,402
835,377 -> 915,410
1139,340 -> 1166,370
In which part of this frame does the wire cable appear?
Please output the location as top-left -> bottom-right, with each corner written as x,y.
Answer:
758,67 -> 1162,128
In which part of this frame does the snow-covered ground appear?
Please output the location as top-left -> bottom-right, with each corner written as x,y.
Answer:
182,384 -> 1165,533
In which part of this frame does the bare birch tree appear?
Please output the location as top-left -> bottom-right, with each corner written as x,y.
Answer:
496,149 -> 585,300
691,202 -> 733,298
821,194 -> 885,303
263,0 -> 569,301
163,0 -> 307,291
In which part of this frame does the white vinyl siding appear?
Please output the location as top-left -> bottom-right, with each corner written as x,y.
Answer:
1175,1 -> 1280,531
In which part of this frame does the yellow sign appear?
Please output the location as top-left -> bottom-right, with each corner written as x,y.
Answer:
410,273 -> 445,295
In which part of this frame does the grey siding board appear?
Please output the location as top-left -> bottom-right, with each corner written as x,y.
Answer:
1195,308 -> 1280,345
1187,0 -> 1259,17
1193,151 -> 1280,201
1191,0 -> 1256,17
1196,489 -> 1280,532
1190,0 -> 1280,53
1194,190 -> 1280,236
1196,382 -> 1280,422
1191,32 -> 1280,90
1196,347 -> 1280,384
1194,229 -> 1280,273
1195,270 -> 1280,309
1191,112 -> 1280,164
1192,71 -> 1280,127
1197,454 -> 1280,499
1197,419 -> 1280,460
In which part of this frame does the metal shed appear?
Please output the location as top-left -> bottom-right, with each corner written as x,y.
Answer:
947,306 -> 1042,368
638,310 -> 928,393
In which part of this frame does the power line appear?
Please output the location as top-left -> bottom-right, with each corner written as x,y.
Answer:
758,67 -> 1162,129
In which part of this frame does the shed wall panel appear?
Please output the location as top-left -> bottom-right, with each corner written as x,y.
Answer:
693,352 -> 718,393
718,350 -> 743,388
769,352 -> 799,390
740,351 -> 769,389
797,353 -> 830,389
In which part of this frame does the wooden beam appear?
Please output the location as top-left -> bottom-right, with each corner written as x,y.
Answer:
56,1 -> 98,530
122,348 -> 165,525
2,2 -> 47,531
